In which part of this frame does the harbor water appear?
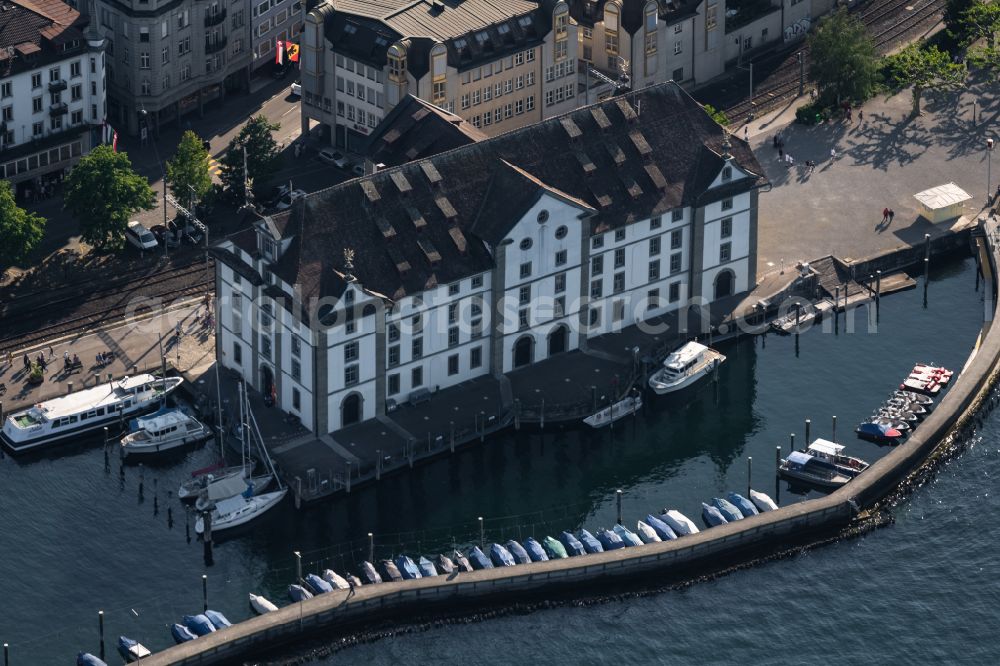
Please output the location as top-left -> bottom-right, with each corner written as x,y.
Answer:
0,255 -> 992,664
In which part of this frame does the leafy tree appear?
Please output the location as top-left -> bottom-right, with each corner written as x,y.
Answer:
166,130 -> 213,209
703,104 -> 730,126
808,9 -> 879,104
219,115 -> 282,206
960,0 -> 1000,46
967,43 -> 1000,80
63,145 -> 156,249
0,180 -> 46,269
945,0 -> 978,43
886,43 -> 966,116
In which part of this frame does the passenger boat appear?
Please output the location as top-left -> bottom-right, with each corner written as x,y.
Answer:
559,530 -> 586,556
467,546 -> 493,570
612,523 -> 643,547
726,492 -> 759,517
648,342 -> 726,395
523,538 -> 548,562
577,529 -> 605,553
749,490 -> 779,512
204,610 -> 231,629
856,421 -> 903,443
182,614 -> 216,636
194,490 -> 287,534
394,555 -> 422,579
489,543 -> 516,567
901,376 -> 942,395
542,535 -> 569,558
636,520 -> 661,543
583,393 -> 642,428
644,514 -> 677,540
117,636 -> 152,662
418,557 -> 439,577
1,374 -> 183,452
288,584 -> 313,602
661,509 -> 700,535
505,540 -> 531,564
711,497 -> 743,522
380,559 -> 403,581
305,572 -> 334,593
120,407 -> 212,457
249,593 -> 279,614
77,653 -> 108,666
452,550 -> 474,571
596,528 -> 625,551
170,624 -> 197,644
436,553 -> 456,573
322,569 -> 350,590
778,451 -> 850,488
359,561 -> 383,584
805,439 -> 869,477
701,502 -> 728,527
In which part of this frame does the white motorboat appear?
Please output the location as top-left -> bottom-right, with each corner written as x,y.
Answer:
178,466 -> 248,501
749,489 -> 779,512
660,509 -> 700,535
120,407 -> 213,457
778,451 -> 850,489
322,569 -> 351,590
805,438 -> 869,477
636,520 -> 662,544
194,489 -> 287,534
194,472 -> 274,511
1,374 -> 182,452
648,342 -> 726,395
583,394 -> 642,428
249,593 -> 279,614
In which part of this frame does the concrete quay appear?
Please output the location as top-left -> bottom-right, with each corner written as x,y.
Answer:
122,214 -> 1000,665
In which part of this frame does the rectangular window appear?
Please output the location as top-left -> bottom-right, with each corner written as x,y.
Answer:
448,327 -> 459,348
613,299 -> 625,322
648,260 -> 660,281
470,346 -> 482,369
647,289 -> 660,309
261,335 -> 272,360
388,345 -> 400,367
720,242 -> 732,263
233,342 -> 242,365
591,255 -> 603,276
344,341 -> 359,363
590,279 -> 603,299
721,198 -> 733,210
589,306 -> 601,327
519,262 -> 531,279
615,228 -> 626,242
447,354 -> 459,376
670,253 -> 682,275
70,61 -> 81,78
526,95 -> 534,111
292,388 -> 301,411
518,285 -> 531,306
554,272 -> 566,293
344,364 -> 359,386
411,366 -> 423,387
614,248 -> 625,268
613,272 -> 625,294
673,67 -> 684,82
461,93 -> 470,110
412,337 -> 423,359
555,249 -> 567,266
32,73 -> 41,89
649,237 -> 661,256
515,99 -> 523,115
518,308 -> 529,329
672,209 -> 684,222
650,216 -> 662,230
388,373 -> 400,396
721,217 -> 733,238
592,235 -> 604,249
671,229 -> 682,249
291,359 -> 301,382
669,282 -> 680,303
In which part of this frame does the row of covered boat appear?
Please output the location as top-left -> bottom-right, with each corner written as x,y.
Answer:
855,363 -> 948,444
169,609 -> 232,644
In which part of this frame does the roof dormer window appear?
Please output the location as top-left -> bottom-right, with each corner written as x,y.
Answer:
722,166 -> 732,181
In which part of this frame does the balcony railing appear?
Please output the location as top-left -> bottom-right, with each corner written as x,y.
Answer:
204,8 -> 226,27
205,36 -> 228,54
49,102 -> 68,116
48,79 -> 67,92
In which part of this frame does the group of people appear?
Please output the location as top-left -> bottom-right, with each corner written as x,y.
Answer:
881,207 -> 896,224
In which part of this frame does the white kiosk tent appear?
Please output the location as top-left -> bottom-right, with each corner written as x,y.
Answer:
914,183 -> 972,223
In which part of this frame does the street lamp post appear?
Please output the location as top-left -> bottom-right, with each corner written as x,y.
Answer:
988,137 -> 995,206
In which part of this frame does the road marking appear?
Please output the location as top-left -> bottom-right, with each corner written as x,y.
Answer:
207,156 -> 223,178
281,106 -> 297,118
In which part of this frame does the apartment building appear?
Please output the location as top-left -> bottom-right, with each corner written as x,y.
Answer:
0,0 -> 106,191
93,0 -> 253,135
250,0 -> 303,72
213,82 -> 766,435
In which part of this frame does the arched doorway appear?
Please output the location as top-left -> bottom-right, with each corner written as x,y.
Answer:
341,393 -> 362,427
547,325 -> 568,356
260,364 -> 275,403
714,270 -> 735,300
513,335 -> 534,368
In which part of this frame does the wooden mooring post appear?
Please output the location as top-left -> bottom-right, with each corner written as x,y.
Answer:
478,517 -> 484,549
805,419 -> 811,444
202,510 -> 213,566
775,446 -> 782,504
746,456 -> 752,497
616,489 -> 623,525
202,574 -> 208,612
368,533 -> 374,563
294,551 -> 303,584
98,610 -> 104,660
832,415 -> 837,443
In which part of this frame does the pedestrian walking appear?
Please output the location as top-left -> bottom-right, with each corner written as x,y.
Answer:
773,135 -> 779,149
830,148 -> 837,159
63,350 -> 69,364
788,155 -> 795,167
882,207 -> 889,223
744,126 -> 749,141
175,321 -> 183,339
858,108 -> 864,122
48,344 -> 54,358
23,353 -> 30,370
347,578 -> 356,599
888,209 -> 895,223
778,147 -> 784,161
6,351 -> 11,368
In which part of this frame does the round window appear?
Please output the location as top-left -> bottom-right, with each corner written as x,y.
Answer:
555,225 -> 568,240
519,238 -> 533,251
537,210 -> 549,223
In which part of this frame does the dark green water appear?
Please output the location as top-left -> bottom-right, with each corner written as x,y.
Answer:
0,255 -> 989,664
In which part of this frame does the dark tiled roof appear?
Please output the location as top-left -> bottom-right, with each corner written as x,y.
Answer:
0,0 -> 87,76
268,82 -> 765,302
365,94 -> 487,168
568,0 -> 700,31
324,12 -> 400,67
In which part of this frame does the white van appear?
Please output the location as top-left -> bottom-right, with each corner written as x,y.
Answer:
126,220 -> 158,250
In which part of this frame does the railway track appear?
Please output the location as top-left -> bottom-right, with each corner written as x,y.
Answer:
0,260 -> 213,355
718,0 -> 946,122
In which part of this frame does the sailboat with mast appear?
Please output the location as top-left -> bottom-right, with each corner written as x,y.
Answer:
195,382 -> 286,534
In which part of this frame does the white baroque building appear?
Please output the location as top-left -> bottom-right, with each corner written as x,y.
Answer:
214,82 -> 765,434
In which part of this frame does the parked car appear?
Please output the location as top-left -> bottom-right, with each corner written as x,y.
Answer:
290,81 -> 301,97
150,223 -> 181,248
274,189 -> 307,210
318,148 -> 349,169
182,225 -> 204,245
125,220 -> 158,250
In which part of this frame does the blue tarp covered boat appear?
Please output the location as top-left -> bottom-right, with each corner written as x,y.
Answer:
204,610 -> 231,629
418,556 -> 438,577
359,561 -> 382,584
578,529 -> 604,553
645,514 -> 677,540
436,553 -> 456,573
170,624 -> 197,644
612,524 -> 643,547
467,546 -> 494,570
856,421 -> 903,442
394,555 -> 422,580
380,559 -> 404,582
542,536 -> 568,559
702,502 -> 728,527
505,540 -> 531,564
596,528 -> 626,550
77,653 -> 108,666
489,543 -> 517,567
305,573 -> 334,593
559,531 -> 586,556
288,584 -> 314,602
712,497 -> 743,522
523,537 -> 549,562
727,492 -> 759,518
117,635 -> 152,662
182,614 -> 216,636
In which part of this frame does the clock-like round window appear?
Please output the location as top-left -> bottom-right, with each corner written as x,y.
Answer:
520,238 -> 533,251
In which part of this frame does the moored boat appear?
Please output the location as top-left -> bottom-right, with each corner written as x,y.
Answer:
418,556 -> 438,577
577,529 -> 605,553
1,374 -> 183,452
644,514 -> 677,540
612,523 -> 643,547
322,569 -> 350,590
117,636 -> 152,662
636,520 -> 661,543
701,502 -> 728,527
893,390 -> 933,406
505,540 -> 531,564
856,421 -> 903,443
170,624 -> 197,644
204,610 -> 231,629
288,584 -> 313,602
182,614 -> 216,636
583,394 -> 642,428
778,451 -> 850,488
489,543 -> 516,567
901,376 -> 941,395
194,490 -> 287,534
467,546 -> 494,570
394,555 -> 422,579
78,653 -> 108,666
711,497 -> 743,522
542,535 -> 569,559
452,550 -> 474,571
194,473 -> 274,511
726,492 -> 759,517
559,530 -> 586,556
120,407 -> 212,457
749,489 -> 779,512
305,573 -> 334,593
648,342 -> 726,395
885,398 -> 927,415
596,528 -> 625,551
436,553 -> 456,574
805,439 -> 869,477
359,561 -> 383,584
380,559 -> 404,582
523,538 -> 549,562
249,593 -> 279,614
661,509 -> 700,535
178,466 -> 248,501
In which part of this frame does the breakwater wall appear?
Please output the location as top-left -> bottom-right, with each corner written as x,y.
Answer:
141,219 -> 1000,666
